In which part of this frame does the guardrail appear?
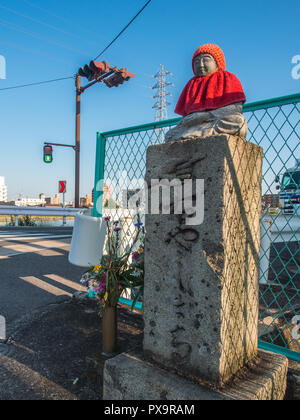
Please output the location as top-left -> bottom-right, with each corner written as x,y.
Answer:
0,205 -> 81,226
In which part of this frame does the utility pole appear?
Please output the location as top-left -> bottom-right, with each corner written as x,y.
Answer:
75,74 -> 81,209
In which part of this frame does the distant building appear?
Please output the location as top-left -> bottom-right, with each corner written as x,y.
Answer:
80,194 -> 93,208
0,176 -> 8,202
0,201 -> 14,206
13,193 -> 63,207
14,197 -> 46,207
45,194 -> 61,206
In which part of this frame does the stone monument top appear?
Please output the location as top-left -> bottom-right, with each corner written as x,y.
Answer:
166,44 -> 248,142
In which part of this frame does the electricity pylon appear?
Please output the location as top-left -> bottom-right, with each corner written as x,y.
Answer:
152,65 -> 174,121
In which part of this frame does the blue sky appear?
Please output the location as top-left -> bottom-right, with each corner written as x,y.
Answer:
0,0 -> 299,202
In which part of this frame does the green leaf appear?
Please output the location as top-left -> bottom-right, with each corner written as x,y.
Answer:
131,287 -> 144,311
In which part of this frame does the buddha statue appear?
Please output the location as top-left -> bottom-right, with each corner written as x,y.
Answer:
165,44 -> 248,143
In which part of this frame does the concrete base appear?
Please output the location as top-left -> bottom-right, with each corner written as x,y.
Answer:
103,349 -> 288,400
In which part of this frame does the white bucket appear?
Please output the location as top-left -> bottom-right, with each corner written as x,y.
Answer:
68,212 -> 107,268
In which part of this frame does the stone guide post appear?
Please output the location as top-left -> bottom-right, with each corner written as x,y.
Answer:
143,134 -> 262,386
103,134 -> 288,400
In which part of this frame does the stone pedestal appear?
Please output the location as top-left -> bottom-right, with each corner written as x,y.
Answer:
103,349 -> 288,400
144,135 -> 263,386
103,134 -> 288,400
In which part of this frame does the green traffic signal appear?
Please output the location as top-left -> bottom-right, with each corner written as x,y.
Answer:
43,145 -> 53,163
44,154 -> 52,163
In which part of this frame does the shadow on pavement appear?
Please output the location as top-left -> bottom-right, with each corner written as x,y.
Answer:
0,295 -> 143,400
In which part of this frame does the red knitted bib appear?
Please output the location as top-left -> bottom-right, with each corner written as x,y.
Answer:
175,70 -> 246,117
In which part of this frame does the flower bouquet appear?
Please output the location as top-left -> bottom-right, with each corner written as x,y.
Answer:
80,215 -> 144,353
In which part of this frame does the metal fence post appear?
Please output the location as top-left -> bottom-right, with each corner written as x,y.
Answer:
93,132 -> 107,218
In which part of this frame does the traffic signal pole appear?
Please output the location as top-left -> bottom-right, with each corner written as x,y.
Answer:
44,75 -> 81,208
75,74 -> 81,209
74,64 -> 134,209
44,62 -> 134,210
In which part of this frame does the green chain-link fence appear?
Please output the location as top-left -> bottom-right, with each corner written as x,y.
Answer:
94,93 -> 300,361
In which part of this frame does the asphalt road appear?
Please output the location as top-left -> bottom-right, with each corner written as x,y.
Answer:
1,227 -> 298,332
0,227 -> 86,324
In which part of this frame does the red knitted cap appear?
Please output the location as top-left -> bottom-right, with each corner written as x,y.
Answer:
192,44 -> 226,72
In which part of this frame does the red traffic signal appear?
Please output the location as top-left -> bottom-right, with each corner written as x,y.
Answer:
104,68 -> 135,88
78,61 -> 111,81
43,145 -> 53,163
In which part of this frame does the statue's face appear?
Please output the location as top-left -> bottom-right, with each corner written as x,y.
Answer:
193,53 -> 218,77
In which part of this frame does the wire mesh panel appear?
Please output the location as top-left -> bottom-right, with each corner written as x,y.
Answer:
95,93 -> 300,360
97,123 -> 176,254
244,96 -> 300,357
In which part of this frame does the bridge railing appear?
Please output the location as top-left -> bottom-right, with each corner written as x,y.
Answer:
0,206 -> 81,226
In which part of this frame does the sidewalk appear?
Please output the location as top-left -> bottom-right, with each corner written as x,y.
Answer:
0,293 -> 143,400
0,293 -> 298,400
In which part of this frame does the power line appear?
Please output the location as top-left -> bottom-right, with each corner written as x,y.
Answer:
0,77 -> 74,92
19,0 -> 107,41
20,0 -> 78,24
0,0 -> 152,92
0,40 -> 73,65
0,18 -> 88,55
0,3 -> 99,46
94,0 -> 152,60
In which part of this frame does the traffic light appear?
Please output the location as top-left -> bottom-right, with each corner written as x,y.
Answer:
78,61 -> 111,81
43,145 -> 53,163
104,68 -> 135,88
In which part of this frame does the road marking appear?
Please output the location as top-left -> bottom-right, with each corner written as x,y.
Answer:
0,235 -> 72,241
0,230 -> 58,235
0,250 -> 63,258
0,232 -> 47,236
19,276 -> 73,297
44,274 -> 85,292
0,235 -> 72,258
